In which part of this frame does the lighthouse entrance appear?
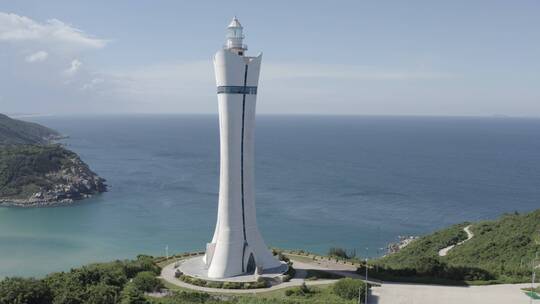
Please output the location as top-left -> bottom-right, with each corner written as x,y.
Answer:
246,253 -> 256,273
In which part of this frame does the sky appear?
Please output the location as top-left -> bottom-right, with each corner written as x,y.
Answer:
0,0 -> 539,116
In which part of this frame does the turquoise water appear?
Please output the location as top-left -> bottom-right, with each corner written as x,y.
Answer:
1,115 -> 539,278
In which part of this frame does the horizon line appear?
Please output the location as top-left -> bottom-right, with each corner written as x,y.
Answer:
7,112 -> 540,120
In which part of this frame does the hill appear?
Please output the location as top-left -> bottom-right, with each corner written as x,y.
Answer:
0,114 -> 106,207
0,114 -> 61,145
371,209 -> 540,284
0,145 -> 107,206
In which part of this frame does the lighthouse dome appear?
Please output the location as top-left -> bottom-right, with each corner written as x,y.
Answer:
228,16 -> 242,28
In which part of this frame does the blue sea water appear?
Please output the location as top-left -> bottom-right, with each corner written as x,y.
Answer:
1,114 -> 539,278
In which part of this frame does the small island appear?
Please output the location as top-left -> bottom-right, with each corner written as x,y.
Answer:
0,114 -> 107,207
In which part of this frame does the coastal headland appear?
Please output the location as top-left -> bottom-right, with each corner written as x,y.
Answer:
0,113 -> 107,207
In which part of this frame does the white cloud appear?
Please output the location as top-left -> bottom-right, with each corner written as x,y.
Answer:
65,59 -> 82,75
263,63 -> 452,81
81,77 -> 104,90
25,50 -> 48,63
0,12 -> 107,51
102,61 -> 450,101
84,60 -> 454,114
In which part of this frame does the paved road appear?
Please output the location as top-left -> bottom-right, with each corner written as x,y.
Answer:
370,282 -> 538,304
161,254 -> 538,303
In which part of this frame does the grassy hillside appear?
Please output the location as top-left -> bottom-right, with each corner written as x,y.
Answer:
0,256 -> 363,304
0,114 -> 60,145
372,210 -> 540,284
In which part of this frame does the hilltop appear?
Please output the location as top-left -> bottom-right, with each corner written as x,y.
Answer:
371,209 -> 540,284
0,114 -> 62,145
0,114 -> 106,207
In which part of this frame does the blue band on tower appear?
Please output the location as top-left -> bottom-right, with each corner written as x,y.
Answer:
217,86 -> 257,94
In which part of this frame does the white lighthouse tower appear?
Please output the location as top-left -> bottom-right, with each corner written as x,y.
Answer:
203,17 -> 282,279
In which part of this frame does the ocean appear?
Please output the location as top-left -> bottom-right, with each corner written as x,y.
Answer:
1,114 -> 539,277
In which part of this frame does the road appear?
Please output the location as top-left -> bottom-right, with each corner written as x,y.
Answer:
370,282 -> 538,304
160,253 -> 539,303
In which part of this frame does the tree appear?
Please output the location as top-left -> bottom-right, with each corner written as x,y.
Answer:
44,273 -> 85,304
132,272 -> 163,292
413,257 -> 444,276
120,283 -> 149,304
84,283 -> 118,304
0,277 -> 52,304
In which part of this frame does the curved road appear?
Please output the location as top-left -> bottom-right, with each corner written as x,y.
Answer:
160,258 -> 342,294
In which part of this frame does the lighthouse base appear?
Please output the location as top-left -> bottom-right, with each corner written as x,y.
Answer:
178,256 -> 288,282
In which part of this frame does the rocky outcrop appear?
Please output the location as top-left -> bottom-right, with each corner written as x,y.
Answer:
386,235 -> 419,255
0,113 -> 107,207
0,145 -> 107,208
0,155 -> 107,207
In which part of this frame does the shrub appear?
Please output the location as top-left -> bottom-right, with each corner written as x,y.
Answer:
328,247 -> 349,259
132,271 -> 163,292
284,283 -> 311,297
332,278 -> 366,301
0,277 -> 52,304
252,278 -> 268,288
85,283 -> 118,304
120,283 -> 149,304
123,255 -> 161,278
191,278 -> 206,287
205,281 -> 223,288
170,291 -> 211,302
178,274 -> 269,290
305,269 -> 343,280
222,282 -> 242,289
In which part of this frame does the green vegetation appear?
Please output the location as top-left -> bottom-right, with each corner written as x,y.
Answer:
177,274 -> 268,290
0,113 -> 60,145
133,272 -> 165,292
0,113 -> 106,205
332,278 -> 366,301
371,210 -> 540,284
1,145 -> 76,199
328,247 -> 356,260
120,283 -> 149,304
0,277 -> 52,304
150,284 -> 358,304
284,283 -> 312,297
0,255 -> 159,304
305,269 -> 344,281
0,255 -> 357,304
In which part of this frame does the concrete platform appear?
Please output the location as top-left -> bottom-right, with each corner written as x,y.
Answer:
177,256 -> 288,282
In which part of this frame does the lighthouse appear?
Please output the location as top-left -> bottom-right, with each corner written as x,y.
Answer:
203,17 -> 282,279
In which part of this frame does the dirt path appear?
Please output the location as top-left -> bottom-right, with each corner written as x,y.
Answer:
438,225 -> 474,257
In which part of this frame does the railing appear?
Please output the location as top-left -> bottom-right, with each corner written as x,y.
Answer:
223,43 -> 248,50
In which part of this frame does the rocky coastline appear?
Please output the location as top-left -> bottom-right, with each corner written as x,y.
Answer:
1,113 -> 108,207
0,146 -> 107,208
386,235 -> 419,255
